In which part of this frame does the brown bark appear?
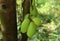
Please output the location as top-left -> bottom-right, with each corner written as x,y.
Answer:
21,0 -> 31,41
0,0 -> 18,41
22,0 -> 30,18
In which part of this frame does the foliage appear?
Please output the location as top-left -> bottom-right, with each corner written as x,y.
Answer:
17,0 -> 60,41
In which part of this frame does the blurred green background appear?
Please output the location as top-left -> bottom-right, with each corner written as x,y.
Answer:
0,0 -> 60,41
17,0 -> 60,41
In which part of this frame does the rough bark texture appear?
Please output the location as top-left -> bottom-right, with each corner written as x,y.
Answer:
22,0 -> 30,18
21,0 -> 31,41
0,0 -> 18,41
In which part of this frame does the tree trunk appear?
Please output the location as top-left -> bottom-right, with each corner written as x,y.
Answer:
21,0 -> 31,41
0,0 -> 18,41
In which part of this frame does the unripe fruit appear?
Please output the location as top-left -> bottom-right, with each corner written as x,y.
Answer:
27,22 -> 37,38
32,18 -> 41,26
24,14 -> 29,19
21,18 -> 30,33
30,6 -> 38,17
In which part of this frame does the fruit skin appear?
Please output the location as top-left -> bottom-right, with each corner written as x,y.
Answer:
32,17 -> 41,26
27,22 -> 37,38
30,6 -> 38,17
21,18 -> 30,33
24,14 -> 29,19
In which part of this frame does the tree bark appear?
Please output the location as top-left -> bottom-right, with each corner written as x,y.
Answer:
0,0 -> 18,41
21,0 -> 31,41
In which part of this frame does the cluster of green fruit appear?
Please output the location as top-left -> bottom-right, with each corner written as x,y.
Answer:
21,14 -> 41,38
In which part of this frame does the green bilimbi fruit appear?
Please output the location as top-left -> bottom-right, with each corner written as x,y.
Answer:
24,14 -> 29,19
21,18 -> 30,33
32,17 -> 41,26
30,6 -> 38,17
21,14 -> 30,33
27,22 -> 37,38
